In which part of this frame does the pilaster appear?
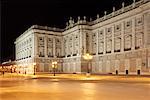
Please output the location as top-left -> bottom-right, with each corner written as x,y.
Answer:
144,12 -> 150,48
44,36 -> 48,57
33,33 -> 38,57
96,31 -> 99,55
112,25 -> 115,53
71,35 -> 74,56
89,33 -> 92,54
132,18 -> 136,50
79,30 -> 82,56
53,37 -> 56,57
104,28 -> 106,54
121,22 -> 124,52
61,37 -> 64,57
83,32 -> 87,54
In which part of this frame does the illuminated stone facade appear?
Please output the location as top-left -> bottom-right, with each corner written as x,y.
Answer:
15,0 -> 150,75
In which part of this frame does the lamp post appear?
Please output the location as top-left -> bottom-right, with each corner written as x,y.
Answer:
52,61 -> 57,76
33,63 -> 36,75
83,53 -> 93,76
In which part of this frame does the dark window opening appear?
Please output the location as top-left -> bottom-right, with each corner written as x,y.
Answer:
73,54 -> 77,56
67,55 -> 71,57
92,53 -> 96,55
98,52 -> 103,55
135,46 -> 140,49
39,52 -> 45,57
137,70 -> 140,75
61,56 -> 65,58
114,50 -> 120,52
106,51 -> 111,53
126,22 -> 131,27
39,37 -> 42,40
108,28 -> 111,32
117,27 -> 120,30
138,20 -> 142,24
48,55 -> 53,57
124,48 -> 131,51
116,70 -> 118,75
126,70 -> 128,75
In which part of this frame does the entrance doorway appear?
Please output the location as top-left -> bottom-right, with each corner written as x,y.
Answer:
137,70 -> 140,75
116,70 -> 118,75
126,70 -> 128,75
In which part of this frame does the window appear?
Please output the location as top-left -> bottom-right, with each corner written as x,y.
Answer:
107,28 -> 112,33
127,22 -> 130,27
57,39 -> 60,42
136,17 -> 143,26
124,35 -> 132,51
49,38 -> 52,42
39,37 -> 43,40
135,32 -> 143,49
76,35 -> 78,38
39,51 -> 44,57
125,21 -> 132,28
100,31 -> 103,35
115,24 -> 121,31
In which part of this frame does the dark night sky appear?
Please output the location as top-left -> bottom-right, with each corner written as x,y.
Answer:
1,0 -> 134,62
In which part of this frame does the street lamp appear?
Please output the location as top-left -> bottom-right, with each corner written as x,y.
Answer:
83,53 -> 93,75
52,61 -> 57,76
33,63 -> 36,75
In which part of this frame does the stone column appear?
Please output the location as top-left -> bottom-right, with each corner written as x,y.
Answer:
15,44 -> 17,60
96,30 -> 99,55
80,30 -> 86,55
44,36 -> 48,57
143,12 -> 150,71
79,30 -> 82,56
104,28 -> 106,54
33,33 -> 38,57
83,32 -> 86,54
72,35 -> 74,56
144,12 -> 150,48
61,37 -> 64,57
89,33 -> 92,54
64,37 -> 67,57
112,25 -> 115,53
53,37 -> 56,57
132,18 -> 136,50
121,22 -> 125,52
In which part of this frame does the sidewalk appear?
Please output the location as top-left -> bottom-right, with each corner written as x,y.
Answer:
0,73 -> 150,83
0,73 -> 33,81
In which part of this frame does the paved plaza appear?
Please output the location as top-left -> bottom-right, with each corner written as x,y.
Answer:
0,73 -> 150,100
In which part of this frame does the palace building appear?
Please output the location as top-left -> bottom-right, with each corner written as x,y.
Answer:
15,0 -> 150,75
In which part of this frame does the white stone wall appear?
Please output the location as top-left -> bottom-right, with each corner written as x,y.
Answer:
15,1 -> 150,75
